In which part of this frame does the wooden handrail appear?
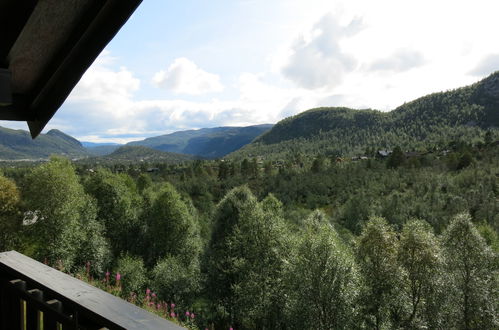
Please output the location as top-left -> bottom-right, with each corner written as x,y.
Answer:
0,251 -> 184,330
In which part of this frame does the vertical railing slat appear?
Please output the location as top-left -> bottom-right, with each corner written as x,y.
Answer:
0,280 -> 7,330
10,279 -> 26,330
44,299 -> 62,330
26,289 -> 43,330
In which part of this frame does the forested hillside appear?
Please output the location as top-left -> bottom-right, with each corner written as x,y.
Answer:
232,72 -> 499,159
0,127 -> 89,160
1,138 -> 497,329
84,145 -> 196,164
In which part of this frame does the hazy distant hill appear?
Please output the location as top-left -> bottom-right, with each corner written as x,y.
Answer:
81,141 -> 122,148
128,124 -> 273,158
0,127 -> 88,160
231,72 -> 499,159
82,142 -> 123,156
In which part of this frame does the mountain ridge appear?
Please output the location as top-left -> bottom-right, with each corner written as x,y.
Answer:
231,72 -> 499,159
0,124 -> 274,160
127,124 -> 273,158
0,126 -> 89,160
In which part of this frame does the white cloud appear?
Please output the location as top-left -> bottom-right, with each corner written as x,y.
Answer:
49,51 -> 144,141
152,58 -> 224,95
469,54 -> 499,77
51,53 -> 288,142
281,13 -> 362,90
51,53 -> 329,143
368,49 -> 425,73
69,51 -> 140,119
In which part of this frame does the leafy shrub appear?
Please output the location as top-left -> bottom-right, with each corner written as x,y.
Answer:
151,256 -> 201,307
115,254 -> 147,297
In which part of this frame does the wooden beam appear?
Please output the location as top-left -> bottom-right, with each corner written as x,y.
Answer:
0,95 -> 34,120
28,0 -> 143,138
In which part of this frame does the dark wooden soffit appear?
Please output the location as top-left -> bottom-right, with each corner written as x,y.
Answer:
0,0 -> 143,138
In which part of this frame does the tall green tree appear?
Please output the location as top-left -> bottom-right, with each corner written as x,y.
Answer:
84,168 -> 142,255
240,158 -> 251,178
136,173 -> 152,193
217,161 -> 229,181
145,183 -> 201,267
356,216 -> 402,329
23,157 -> 89,268
441,213 -> 498,329
311,155 -> 326,173
398,219 -> 443,328
386,146 -> 405,169
205,187 -> 288,329
0,175 -> 21,251
286,210 -> 360,329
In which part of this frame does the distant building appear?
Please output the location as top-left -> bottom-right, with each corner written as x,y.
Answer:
377,150 -> 393,158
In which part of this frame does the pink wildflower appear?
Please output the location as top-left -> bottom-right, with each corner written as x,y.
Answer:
171,303 -> 175,309
152,292 -> 156,298
190,313 -> 195,319
157,303 -> 161,310
170,312 -> 176,318
185,311 -> 190,317
116,272 -> 121,281
146,288 -> 151,295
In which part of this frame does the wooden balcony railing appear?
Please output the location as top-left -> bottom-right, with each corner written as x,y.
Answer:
0,251 -> 184,330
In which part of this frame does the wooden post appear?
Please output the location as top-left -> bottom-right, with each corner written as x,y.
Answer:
44,299 -> 62,330
9,279 -> 26,330
27,289 -> 43,330
0,279 -> 11,330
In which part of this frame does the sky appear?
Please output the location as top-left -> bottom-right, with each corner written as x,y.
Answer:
2,0 -> 499,143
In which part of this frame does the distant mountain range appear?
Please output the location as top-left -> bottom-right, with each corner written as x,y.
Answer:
231,71 -> 499,159
127,124 -> 273,159
0,124 -> 273,160
1,72 -> 497,161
